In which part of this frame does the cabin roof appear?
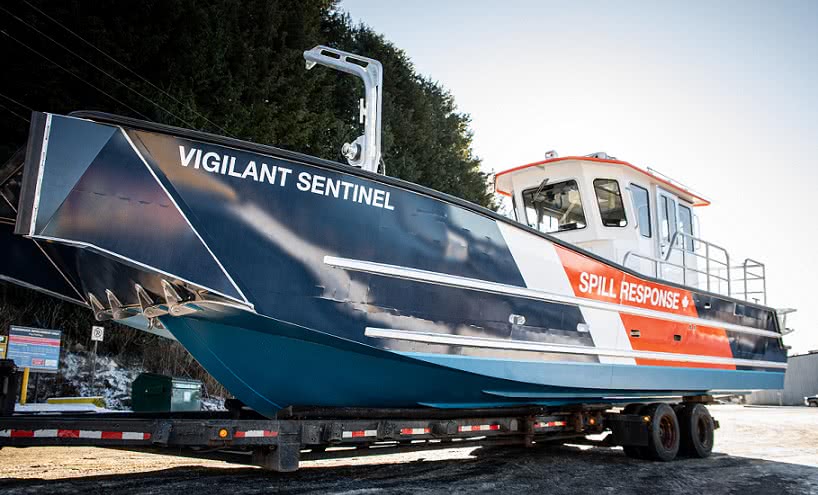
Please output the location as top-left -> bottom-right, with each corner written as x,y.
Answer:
494,156 -> 711,207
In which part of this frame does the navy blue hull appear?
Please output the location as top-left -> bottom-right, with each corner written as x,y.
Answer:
4,112 -> 787,418
158,305 -> 783,418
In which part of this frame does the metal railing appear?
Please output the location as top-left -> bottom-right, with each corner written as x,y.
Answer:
731,258 -> 767,305
776,308 -> 796,335
623,231 -> 767,303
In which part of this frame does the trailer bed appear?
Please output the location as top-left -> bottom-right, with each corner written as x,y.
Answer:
0,405 -> 634,471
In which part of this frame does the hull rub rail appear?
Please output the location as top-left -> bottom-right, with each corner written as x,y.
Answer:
325,255 -> 782,340
365,327 -> 787,369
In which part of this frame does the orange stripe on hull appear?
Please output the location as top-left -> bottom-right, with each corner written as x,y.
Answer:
620,314 -> 735,370
553,244 -> 736,370
634,359 -> 733,369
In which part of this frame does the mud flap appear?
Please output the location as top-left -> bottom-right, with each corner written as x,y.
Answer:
252,421 -> 301,472
607,414 -> 650,447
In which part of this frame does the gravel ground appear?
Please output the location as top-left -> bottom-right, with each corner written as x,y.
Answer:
1,405 -> 816,494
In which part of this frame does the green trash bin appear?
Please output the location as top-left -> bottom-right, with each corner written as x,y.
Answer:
0,359 -> 18,417
131,373 -> 202,413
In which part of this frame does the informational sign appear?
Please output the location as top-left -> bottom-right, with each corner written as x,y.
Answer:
0,335 -> 7,358
7,326 -> 62,373
91,325 -> 105,342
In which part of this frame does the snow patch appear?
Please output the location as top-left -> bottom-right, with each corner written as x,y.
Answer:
20,350 -> 226,412
15,403 -> 112,414
57,351 -> 143,410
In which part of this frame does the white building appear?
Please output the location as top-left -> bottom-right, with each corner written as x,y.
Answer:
746,351 -> 818,406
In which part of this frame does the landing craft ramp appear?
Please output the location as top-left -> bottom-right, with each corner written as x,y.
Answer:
0,148 -> 87,306
0,143 -> 173,339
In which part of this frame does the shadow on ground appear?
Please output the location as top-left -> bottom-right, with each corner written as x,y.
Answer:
2,444 -> 817,495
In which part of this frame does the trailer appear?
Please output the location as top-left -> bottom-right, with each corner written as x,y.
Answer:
0,362 -> 718,472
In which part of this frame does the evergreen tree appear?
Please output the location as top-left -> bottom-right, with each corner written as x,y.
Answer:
0,0 -> 494,208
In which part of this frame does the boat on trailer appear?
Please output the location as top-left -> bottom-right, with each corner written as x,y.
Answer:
0,46 -> 791,419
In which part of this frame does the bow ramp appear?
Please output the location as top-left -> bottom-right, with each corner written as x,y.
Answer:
5,113 -> 251,338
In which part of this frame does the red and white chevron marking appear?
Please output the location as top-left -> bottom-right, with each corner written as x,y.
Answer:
234,429 -> 278,438
341,429 -> 378,438
534,420 -> 567,428
400,427 -> 431,435
458,424 -> 502,433
0,429 -> 151,440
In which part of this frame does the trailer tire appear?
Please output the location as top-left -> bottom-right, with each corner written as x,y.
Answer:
643,403 -> 680,462
678,403 -> 714,458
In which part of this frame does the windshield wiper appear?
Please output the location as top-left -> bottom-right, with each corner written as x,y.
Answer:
532,178 -> 550,202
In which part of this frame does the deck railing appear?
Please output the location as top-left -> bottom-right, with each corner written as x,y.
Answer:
623,232 -> 767,304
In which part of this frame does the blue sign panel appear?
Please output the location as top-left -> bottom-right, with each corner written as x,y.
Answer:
7,326 -> 62,373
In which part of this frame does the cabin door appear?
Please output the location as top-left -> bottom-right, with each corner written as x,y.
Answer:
656,188 -> 684,283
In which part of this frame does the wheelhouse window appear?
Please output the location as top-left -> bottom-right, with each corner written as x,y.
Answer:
593,179 -> 627,227
659,195 -> 677,243
678,204 -> 694,251
629,184 -> 651,237
522,180 -> 586,233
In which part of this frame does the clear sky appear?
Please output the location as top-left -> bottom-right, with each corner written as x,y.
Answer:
341,0 -> 818,354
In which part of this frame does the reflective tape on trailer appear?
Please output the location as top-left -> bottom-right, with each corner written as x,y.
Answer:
342,429 -> 378,439
400,427 -> 431,435
458,424 -> 503,433
534,421 -> 567,429
234,429 -> 278,439
0,429 -> 151,440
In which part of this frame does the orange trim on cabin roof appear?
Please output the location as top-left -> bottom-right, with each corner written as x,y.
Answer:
494,156 -> 711,207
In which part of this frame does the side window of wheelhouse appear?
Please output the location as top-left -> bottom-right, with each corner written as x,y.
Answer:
629,184 -> 651,237
678,204 -> 694,251
593,179 -> 627,227
522,180 -> 586,233
660,195 -> 677,243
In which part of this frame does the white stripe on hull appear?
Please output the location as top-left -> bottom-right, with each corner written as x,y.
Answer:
324,256 -> 780,339
497,223 -> 635,365
364,327 -> 787,369
120,128 -> 251,305
576,308 -> 635,365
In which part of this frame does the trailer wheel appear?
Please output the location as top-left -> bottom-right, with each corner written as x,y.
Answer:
678,403 -> 714,458
643,403 -> 680,462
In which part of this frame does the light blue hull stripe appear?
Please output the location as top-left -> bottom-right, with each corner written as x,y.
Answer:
401,352 -> 785,392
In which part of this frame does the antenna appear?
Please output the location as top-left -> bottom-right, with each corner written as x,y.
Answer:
303,45 -> 383,174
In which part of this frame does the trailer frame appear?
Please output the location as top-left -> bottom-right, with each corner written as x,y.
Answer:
0,403 -> 662,472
